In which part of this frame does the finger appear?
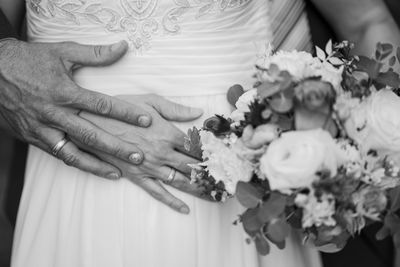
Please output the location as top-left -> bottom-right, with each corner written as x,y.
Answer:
57,141 -> 122,179
163,149 -> 199,175
67,88 -> 152,127
148,96 -> 203,122
43,129 -> 122,179
58,40 -> 129,68
138,178 -> 190,214
55,112 -> 145,165
156,166 -> 204,197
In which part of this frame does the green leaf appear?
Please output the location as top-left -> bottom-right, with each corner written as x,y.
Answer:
397,47 -> 400,64
374,71 -> 400,88
227,84 -> 244,107
325,39 -> 333,55
316,46 -> 326,61
236,182 -> 264,208
357,56 -> 383,79
375,42 -> 393,61
265,219 -> 290,248
389,56 -> 396,67
184,127 -> 203,160
258,193 -> 287,223
255,234 -> 270,255
242,208 -> 264,235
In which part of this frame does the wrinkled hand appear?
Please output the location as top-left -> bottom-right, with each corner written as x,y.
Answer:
0,39 -> 152,179
80,94 -> 207,214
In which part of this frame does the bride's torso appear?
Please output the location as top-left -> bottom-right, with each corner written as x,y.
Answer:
26,0 -> 271,96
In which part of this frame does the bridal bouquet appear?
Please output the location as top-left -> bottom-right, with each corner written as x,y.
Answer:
185,41 -> 400,254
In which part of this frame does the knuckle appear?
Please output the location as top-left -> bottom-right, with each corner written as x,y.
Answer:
62,153 -> 79,166
81,129 -> 98,147
40,105 -> 59,122
95,97 -> 113,115
93,45 -> 103,59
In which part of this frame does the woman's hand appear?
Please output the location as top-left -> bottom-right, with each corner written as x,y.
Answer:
79,94 -> 208,214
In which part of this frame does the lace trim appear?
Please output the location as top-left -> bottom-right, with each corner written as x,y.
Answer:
28,0 -> 253,52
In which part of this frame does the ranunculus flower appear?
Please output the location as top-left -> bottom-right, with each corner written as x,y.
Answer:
200,131 -> 253,194
344,90 -> 400,155
295,79 -> 336,111
241,124 -> 280,149
259,129 -> 340,192
352,186 -> 387,220
231,89 -> 258,122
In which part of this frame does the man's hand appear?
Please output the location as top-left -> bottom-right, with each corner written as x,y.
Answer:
0,39 -> 152,179
80,94 -> 206,214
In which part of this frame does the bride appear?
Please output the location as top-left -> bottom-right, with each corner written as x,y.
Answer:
2,0 -> 398,266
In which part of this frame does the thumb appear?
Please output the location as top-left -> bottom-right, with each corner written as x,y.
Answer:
58,40 -> 129,68
150,96 -> 203,122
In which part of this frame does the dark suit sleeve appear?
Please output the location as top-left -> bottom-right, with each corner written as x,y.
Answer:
0,9 -> 18,39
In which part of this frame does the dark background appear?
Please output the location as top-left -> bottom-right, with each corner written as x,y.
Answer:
0,1 -> 399,266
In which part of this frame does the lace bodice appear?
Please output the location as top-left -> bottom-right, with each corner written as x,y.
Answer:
26,0 -> 271,96
28,0 -> 256,51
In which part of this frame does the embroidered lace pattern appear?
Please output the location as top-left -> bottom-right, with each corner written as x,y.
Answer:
28,0 -> 253,51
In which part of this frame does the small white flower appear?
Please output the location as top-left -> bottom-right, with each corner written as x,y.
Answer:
200,131 -> 253,194
231,89 -> 258,122
295,192 -> 336,228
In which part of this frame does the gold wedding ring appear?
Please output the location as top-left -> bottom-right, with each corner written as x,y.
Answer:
165,168 -> 176,184
51,137 -> 69,157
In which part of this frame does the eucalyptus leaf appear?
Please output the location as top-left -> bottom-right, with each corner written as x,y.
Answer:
375,42 -> 393,61
242,208 -> 264,235
227,84 -> 244,107
236,181 -> 264,208
374,71 -> 400,88
265,219 -> 290,246
357,56 -> 383,79
255,234 -> 270,255
389,56 -> 396,67
258,193 -> 287,223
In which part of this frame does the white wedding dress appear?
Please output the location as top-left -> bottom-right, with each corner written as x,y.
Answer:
12,0 -> 322,266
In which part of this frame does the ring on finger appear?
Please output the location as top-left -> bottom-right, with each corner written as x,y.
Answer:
51,136 -> 69,157
164,168 -> 176,184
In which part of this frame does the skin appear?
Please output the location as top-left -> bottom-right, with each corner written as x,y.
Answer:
0,0 -> 400,215
0,1 -> 205,213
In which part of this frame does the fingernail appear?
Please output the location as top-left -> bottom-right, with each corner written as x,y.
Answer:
138,115 -> 151,127
180,206 -> 190,214
129,152 -> 143,164
107,173 -> 120,180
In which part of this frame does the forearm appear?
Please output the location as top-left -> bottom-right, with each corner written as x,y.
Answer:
345,14 -> 400,56
311,0 -> 400,56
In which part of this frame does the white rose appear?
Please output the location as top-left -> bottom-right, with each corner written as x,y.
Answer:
200,131 -> 253,194
345,90 -> 400,154
263,50 -> 316,79
259,129 -> 340,192
231,89 -> 257,122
